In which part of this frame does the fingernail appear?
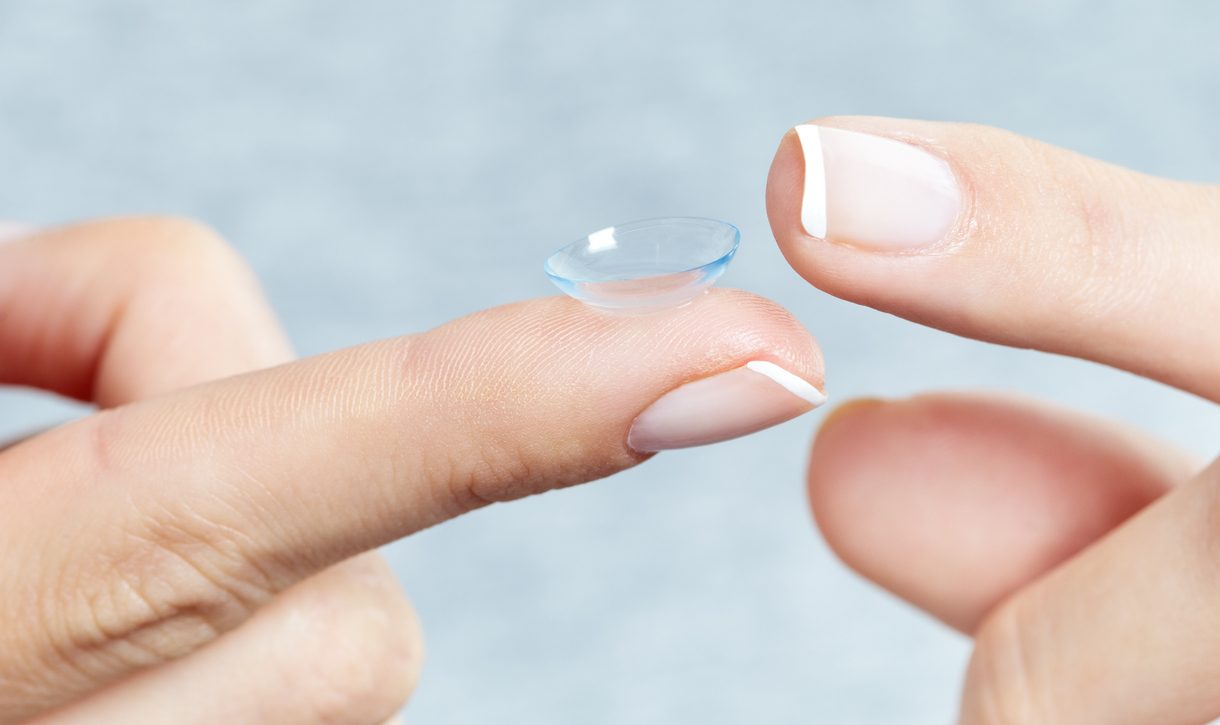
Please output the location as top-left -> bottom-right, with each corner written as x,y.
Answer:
627,361 -> 826,452
794,125 -> 960,250
817,397 -> 886,435
0,223 -> 36,243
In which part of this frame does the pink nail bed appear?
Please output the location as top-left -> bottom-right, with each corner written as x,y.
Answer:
794,125 -> 960,250
628,361 -> 826,452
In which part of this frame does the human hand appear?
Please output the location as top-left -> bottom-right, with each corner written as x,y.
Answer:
766,116 -> 1220,724
0,218 -> 825,723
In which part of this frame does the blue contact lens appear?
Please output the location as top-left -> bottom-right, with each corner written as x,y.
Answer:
544,217 -> 740,314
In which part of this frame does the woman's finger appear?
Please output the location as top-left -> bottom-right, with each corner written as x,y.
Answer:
765,116 -> 1220,400
0,288 -> 824,713
34,553 -> 421,725
807,393 -> 1195,632
0,216 -> 421,723
959,456 -> 1220,724
0,216 -> 290,405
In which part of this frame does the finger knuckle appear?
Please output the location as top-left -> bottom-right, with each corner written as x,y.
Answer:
70,215 -> 254,300
89,214 -> 222,256
292,578 -> 422,723
70,516 -> 271,671
121,215 -> 252,283
965,597 -> 1054,725
31,540 -> 258,702
53,413 -> 277,674
460,441 -> 545,509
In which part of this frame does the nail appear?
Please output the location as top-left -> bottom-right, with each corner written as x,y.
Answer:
627,360 -> 826,452
817,397 -> 886,435
0,223 -> 36,243
794,125 -> 960,250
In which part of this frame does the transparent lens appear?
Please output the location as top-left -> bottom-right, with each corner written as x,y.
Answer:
544,217 -> 740,314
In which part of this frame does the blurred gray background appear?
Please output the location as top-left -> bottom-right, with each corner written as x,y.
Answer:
2,1 -> 1219,722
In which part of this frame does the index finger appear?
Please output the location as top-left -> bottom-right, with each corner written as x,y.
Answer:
1,289 -> 823,699
766,116 -> 1220,400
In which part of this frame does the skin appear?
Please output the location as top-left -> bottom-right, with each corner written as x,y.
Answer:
768,117 -> 1220,723
2,113 -> 1216,723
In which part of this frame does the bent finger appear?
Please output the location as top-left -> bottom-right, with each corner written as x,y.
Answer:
0,216 -> 290,405
808,393 -> 1195,632
766,116 -> 1220,400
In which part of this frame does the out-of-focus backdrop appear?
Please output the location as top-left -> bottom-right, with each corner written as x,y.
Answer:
2,2 -> 1218,722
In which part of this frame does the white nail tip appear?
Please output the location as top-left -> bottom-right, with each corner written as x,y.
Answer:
794,124 -> 827,238
744,360 -> 827,407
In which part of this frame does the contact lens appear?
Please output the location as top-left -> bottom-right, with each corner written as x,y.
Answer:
544,217 -> 740,314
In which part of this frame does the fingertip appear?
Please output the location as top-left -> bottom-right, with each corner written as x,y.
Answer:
764,127 -> 808,278
802,392 -> 1182,632
550,287 -> 827,396
700,287 -> 826,390
429,290 -> 827,459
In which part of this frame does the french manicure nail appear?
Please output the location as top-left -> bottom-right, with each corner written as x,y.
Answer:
794,125 -> 960,250
627,361 -> 826,452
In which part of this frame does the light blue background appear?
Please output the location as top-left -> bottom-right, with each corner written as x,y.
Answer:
2,2 -> 1219,723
